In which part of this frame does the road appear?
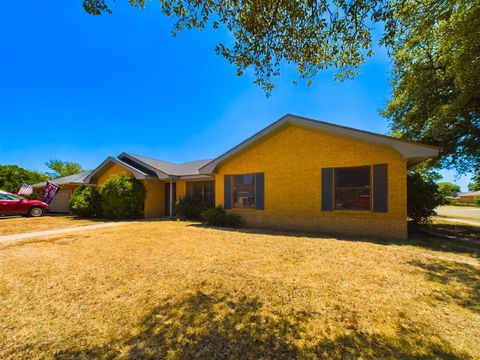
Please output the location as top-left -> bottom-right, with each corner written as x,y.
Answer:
435,206 -> 480,225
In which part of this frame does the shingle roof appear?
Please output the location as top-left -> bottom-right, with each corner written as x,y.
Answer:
32,171 -> 92,188
200,114 -> 439,173
121,153 -> 212,176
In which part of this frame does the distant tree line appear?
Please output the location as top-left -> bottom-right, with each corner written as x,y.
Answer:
0,160 -> 84,195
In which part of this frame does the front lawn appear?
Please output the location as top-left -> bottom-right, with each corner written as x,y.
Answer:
0,216 -> 104,236
0,221 -> 478,358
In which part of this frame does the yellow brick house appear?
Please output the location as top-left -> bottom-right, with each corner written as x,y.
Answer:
33,114 -> 438,239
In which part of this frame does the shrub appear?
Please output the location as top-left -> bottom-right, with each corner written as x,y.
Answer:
175,197 -> 213,221
101,174 -> 146,219
407,170 -> 443,224
69,186 -> 102,218
201,206 -> 241,228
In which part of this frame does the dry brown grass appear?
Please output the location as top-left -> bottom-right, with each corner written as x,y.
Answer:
0,216 -> 104,236
0,221 -> 479,359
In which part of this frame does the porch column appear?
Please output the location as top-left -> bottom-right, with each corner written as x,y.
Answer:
169,178 -> 173,217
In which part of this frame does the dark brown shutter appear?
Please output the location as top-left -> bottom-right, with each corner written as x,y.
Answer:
321,168 -> 333,211
255,173 -> 264,210
373,164 -> 388,212
224,175 -> 231,209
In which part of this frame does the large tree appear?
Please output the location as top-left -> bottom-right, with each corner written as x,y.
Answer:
468,172 -> 480,191
83,0 -> 395,93
383,0 -> 480,174
82,0 -> 479,173
45,160 -> 84,179
0,165 -> 49,194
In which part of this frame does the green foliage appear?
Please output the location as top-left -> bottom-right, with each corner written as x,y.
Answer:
69,186 -> 102,218
0,165 -> 48,196
174,197 -> 212,221
468,172 -> 480,191
448,200 -> 477,207
384,0 -> 480,173
201,206 -> 241,228
45,160 -> 84,179
407,167 -> 443,224
475,196 -> 480,206
101,174 -> 146,219
82,0 -> 395,94
437,182 -> 461,203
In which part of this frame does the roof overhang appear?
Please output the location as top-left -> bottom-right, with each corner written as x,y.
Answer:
118,152 -> 172,179
84,156 -> 153,183
199,114 -> 439,174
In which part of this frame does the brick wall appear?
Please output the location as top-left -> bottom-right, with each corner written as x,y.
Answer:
214,124 -> 408,239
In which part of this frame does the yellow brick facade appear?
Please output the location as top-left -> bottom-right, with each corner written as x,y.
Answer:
93,162 -> 166,218
214,124 -> 408,239
95,163 -> 133,185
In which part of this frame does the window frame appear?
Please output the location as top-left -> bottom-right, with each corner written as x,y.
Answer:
332,165 -> 372,212
231,173 -> 256,209
185,181 -> 215,204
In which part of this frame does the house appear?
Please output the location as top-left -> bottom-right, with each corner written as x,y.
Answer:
33,114 -> 438,239
457,191 -> 480,204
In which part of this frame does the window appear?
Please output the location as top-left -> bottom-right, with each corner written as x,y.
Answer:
186,181 -> 215,205
232,174 -> 255,208
334,166 -> 371,211
0,194 -> 19,200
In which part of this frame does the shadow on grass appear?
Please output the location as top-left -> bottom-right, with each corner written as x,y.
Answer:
186,223 -> 480,259
408,258 -> 480,314
55,290 -> 471,359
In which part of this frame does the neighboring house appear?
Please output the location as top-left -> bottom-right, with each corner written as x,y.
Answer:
33,114 -> 438,239
32,171 -> 92,213
457,191 -> 480,203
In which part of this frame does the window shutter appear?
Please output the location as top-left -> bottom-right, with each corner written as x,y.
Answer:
224,175 -> 231,209
321,168 -> 333,211
255,173 -> 264,210
373,164 -> 388,212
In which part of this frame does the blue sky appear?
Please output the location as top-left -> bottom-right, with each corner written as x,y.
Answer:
0,1 -> 472,190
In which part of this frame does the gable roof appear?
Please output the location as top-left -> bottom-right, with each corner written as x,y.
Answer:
32,171 -> 92,188
84,156 -> 153,183
199,114 -> 439,173
119,153 -> 212,178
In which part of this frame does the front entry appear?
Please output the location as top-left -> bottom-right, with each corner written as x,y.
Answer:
165,182 -> 176,217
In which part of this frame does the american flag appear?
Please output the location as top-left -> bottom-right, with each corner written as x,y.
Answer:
17,183 -> 33,196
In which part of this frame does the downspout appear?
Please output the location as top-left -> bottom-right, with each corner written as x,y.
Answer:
169,178 -> 173,218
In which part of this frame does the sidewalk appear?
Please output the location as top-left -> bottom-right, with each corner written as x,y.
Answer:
0,222 -> 128,244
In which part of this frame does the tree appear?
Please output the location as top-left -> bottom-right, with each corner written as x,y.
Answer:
383,0 -> 480,174
82,0 -> 479,174
101,174 -> 146,219
45,160 -> 84,179
407,166 -> 443,224
69,186 -> 102,217
437,182 -> 461,203
468,172 -> 480,191
0,165 -> 48,194
82,0 -> 396,94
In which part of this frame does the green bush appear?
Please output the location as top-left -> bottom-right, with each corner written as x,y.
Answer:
407,171 -> 443,224
450,200 -> 477,207
101,174 -> 146,219
174,197 -> 213,221
201,206 -> 241,228
475,196 -> 480,206
69,186 -> 102,218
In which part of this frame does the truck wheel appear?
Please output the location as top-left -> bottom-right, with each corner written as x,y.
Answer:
28,207 -> 44,217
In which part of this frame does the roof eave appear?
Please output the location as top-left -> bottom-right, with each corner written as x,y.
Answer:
84,156 -> 152,183
199,114 -> 440,173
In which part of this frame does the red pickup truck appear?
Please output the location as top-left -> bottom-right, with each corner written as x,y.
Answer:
0,191 -> 49,217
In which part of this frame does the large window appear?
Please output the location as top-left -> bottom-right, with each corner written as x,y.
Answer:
233,174 -> 255,208
334,166 -> 371,211
186,181 -> 215,205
